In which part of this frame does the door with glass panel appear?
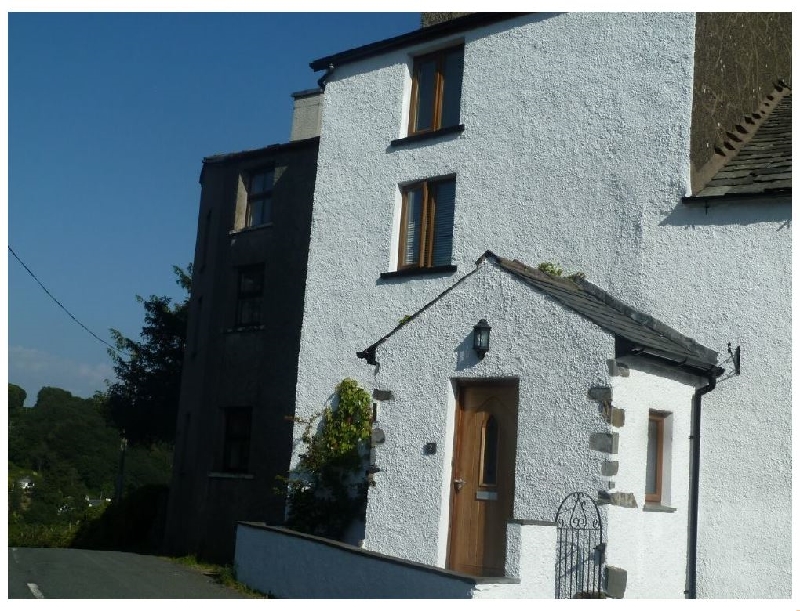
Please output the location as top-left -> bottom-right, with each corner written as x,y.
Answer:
447,381 -> 518,576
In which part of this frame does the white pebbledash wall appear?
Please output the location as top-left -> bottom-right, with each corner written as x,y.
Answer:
293,11 -> 790,597
366,263 -> 614,570
607,357 -> 700,598
640,201 -> 791,597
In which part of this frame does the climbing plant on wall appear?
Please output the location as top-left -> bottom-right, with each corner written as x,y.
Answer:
281,378 -> 372,539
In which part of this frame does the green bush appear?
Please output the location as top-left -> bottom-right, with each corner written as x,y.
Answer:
282,379 -> 372,538
9,522 -> 80,548
71,484 -> 169,552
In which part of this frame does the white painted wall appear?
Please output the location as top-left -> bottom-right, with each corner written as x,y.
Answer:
607,357 -> 701,598
293,10 -> 790,597
473,523 -> 558,598
235,523 -> 478,598
641,201 -> 791,597
365,262 -> 614,566
295,7 -> 696,494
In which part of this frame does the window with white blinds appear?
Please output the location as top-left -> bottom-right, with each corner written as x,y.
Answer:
399,177 -> 456,270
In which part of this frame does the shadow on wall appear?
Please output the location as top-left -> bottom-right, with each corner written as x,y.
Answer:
658,200 -> 791,229
454,331 -> 482,371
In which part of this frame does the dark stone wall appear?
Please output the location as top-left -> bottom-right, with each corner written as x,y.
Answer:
690,13 -> 791,191
420,12 -> 473,28
163,139 -> 318,563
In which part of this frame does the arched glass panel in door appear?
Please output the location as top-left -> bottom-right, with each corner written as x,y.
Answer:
480,415 -> 498,486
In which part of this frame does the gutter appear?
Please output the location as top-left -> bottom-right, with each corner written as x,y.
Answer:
685,374 -> 718,599
682,190 -> 791,206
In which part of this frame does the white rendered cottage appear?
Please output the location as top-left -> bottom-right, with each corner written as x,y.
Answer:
356,252 -> 722,598
237,252 -> 724,598
235,12 -> 790,598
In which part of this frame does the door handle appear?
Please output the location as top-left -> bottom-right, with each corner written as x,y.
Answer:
453,478 -> 465,492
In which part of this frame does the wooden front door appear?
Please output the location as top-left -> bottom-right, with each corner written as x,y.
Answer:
447,382 -> 518,577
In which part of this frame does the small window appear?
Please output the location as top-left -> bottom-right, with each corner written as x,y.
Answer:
399,177 -> 456,269
645,412 -> 665,503
236,265 -> 264,327
246,168 -> 274,227
222,407 -> 252,473
480,415 -> 499,486
408,46 -> 464,136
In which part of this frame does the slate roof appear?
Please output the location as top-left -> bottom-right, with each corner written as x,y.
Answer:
691,92 -> 791,200
358,251 -> 722,376
202,136 -> 319,165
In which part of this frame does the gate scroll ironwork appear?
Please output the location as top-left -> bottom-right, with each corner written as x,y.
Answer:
555,491 -> 605,598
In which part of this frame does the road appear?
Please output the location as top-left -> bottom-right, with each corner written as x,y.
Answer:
8,547 -> 250,599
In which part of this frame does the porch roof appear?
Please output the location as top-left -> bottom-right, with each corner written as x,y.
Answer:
357,251 -> 722,377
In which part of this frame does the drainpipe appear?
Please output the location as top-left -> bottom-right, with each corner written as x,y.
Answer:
685,375 -> 716,599
317,63 -> 335,91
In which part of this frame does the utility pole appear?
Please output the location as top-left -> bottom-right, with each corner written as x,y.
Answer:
114,433 -> 128,503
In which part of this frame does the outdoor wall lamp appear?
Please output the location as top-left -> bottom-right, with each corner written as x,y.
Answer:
473,319 -> 491,359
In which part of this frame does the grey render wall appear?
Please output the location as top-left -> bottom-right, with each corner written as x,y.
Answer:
164,139 -> 318,563
690,13 -> 791,191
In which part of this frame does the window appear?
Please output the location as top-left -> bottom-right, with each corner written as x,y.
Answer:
645,412 -> 665,503
222,407 -> 252,473
480,415 -> 499,486
236,265 -> 264,327
408,46 -> 464,136
399,177 -> 456,269
246,168 -> 274,227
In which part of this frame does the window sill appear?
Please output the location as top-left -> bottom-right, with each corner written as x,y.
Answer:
224,325 -> 265,334
390,124 -> 465,148
229,222 -> 274,236
643,503 -> 677,513
380,265 -> 457,280
208,472 -> 254,480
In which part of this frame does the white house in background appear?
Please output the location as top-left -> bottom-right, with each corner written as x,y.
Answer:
236,13 -> 791,598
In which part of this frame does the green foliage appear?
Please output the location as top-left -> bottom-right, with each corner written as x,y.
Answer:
537,261 -> 586,281
8,521 -> 81,548
9,383 -> 27,412
398,314 -> 412,326
538,261 -> 563,277
168,556 -> 267,598
8,384 -> 173,550
282,379 -> 372,538
107,265 -> 191,445
71,484 -> 169,552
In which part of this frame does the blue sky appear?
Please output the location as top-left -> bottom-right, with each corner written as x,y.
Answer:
8,12 -> 421,403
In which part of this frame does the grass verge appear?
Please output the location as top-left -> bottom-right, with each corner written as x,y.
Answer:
166,555 -> 269,598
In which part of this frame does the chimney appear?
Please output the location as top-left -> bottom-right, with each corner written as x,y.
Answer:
290,89 -> 323,141
420,13 -> 473,28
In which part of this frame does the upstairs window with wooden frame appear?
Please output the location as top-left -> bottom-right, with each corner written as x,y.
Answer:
408,46 -> 464,136
399,177 -> 456,270
245,168 -> 274,227
645,412 -> 665,503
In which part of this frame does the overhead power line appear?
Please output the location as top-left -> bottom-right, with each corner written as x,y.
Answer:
9,245 -> 119,353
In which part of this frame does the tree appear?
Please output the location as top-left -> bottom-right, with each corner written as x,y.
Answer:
9,383 -> 27,413
107,265 -> 191,446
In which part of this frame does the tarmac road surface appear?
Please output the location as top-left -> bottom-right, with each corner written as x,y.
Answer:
8,547 -> 250,599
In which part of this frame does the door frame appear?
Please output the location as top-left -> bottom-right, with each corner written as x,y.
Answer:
445,378 -> 519,574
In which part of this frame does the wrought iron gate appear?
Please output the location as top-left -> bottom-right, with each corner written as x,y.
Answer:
555,491 -> 605,598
